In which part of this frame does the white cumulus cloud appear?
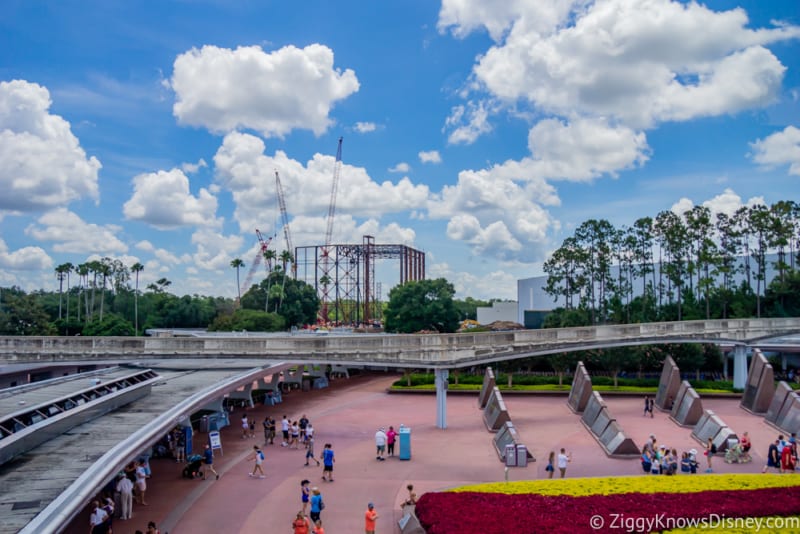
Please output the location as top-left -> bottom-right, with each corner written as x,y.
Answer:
0,239 -> 52,270
419,150 -> 442,164
0,80 -> 101,212
750,125 -> 800,175
170,44 -> 359,137
388,162 -> 410,173
123,168 -> 219,229
25,208 -> 127,254
354,121 -> 377,133
213,132 -> 430,237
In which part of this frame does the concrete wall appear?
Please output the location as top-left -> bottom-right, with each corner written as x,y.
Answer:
476,302 -> 518,325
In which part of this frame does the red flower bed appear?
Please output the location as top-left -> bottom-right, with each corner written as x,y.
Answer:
416,487 -> 800,534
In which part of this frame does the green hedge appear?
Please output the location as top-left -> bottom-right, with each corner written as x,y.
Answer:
392,373 -> 737,392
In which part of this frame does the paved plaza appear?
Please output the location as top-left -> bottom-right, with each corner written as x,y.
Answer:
64,373 -> 775,534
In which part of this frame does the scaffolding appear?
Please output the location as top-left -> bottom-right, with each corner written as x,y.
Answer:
295,235 -> 426,325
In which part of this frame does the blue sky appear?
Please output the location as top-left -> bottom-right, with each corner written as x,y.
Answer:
1,0 -> 798,301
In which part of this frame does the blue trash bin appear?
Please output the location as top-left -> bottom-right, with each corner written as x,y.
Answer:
399,425 -> 411,460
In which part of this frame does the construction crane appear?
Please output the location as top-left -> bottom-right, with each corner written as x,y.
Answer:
274,170 -> 295,276
320,137 -> 343,323
237,229 -> 272,307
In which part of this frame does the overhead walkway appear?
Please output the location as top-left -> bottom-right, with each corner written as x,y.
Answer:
0,359 -> 289,534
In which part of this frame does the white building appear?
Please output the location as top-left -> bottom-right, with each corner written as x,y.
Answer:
476,301 -> 518,325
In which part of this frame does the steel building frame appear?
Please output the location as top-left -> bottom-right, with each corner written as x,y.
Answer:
294,236 -> 425,325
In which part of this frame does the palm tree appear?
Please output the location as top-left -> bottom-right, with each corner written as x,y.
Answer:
278,250 -> 294,311
231,258 -> 245,302
131,262 -> 144,336
263,249 -> 277,312
76,263 -> 89,322
55,263 -> 71,319
98,258 -> 112,322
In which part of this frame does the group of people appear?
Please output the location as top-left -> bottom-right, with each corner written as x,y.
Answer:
373,426 -> 398,460
292,480 -> 381,534
763,432 -> 798,473
544,448 -> 572,478
88,490 -> 159,534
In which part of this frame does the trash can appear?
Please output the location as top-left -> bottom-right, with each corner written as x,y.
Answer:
515,444 -> 528,467
399,425 -> 411,460
505,444 -> 517,467
198,415 -> 209,433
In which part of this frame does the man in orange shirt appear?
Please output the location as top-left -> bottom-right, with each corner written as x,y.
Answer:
365,502 -> 379,534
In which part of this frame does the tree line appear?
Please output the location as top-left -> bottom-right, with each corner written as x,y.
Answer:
543,200 -> 800,327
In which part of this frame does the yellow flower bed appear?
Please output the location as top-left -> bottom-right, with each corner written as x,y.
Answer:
453,474 -> 799,497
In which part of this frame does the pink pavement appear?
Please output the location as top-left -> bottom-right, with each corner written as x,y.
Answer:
65,373 -> 779,534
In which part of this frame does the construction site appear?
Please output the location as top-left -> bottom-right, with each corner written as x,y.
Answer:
238,137 -> 426,327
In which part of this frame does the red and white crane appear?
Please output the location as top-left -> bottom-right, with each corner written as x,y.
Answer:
274,170 -> 294,275
237,229 -> 272,306
320,137 -> 343,323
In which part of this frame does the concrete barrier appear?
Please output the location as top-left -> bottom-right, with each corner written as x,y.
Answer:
482,387 -> 510,432
774,392 -> 800,434
670,381 -> 703,427
492,421 -> 535,464
691,410 -> 737,453
579,391 -> 639,457
581,391 -> 606,428
478,367 -> 496,409
567,362 -> 592,414
655,356 -> 681,411
599,420 -> 640,456
741,349 -> 775,414
765,381 -> 795,428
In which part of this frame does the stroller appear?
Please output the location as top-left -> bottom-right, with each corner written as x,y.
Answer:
182,454 -> 204,479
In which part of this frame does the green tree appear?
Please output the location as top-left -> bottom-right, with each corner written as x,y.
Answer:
208,309 -> 285,332
0,289 -> 56,335
548,352 -> 578,386
82,313 -> 135,336
131,262 -> 144,336
384,278 -> 459,333
241,273 -> 319,327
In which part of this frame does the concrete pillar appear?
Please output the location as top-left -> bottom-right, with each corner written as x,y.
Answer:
733,345 -> 748,390
782,354 -> 788,372
435,369 -> 449,429
722,351 -> 729,381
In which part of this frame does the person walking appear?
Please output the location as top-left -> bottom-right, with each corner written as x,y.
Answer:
557,448 -> 571,478
292,511 -> 311,534
309,487 -> 324,524
386,426 -> 397,457
704,437 -> 717,472
89,500 -> 108,534
365,502 -> 379,534
116,472 -> 134,520
545,451 -> 555,478
249,445 -> 266,478
321,443 -> 335,481
301,479 -> 311,515
202,444 -> 219,480
241,413 -> 249,439
281,415 -> 290,446
268,416 -> 277,445
305,437 -> 321,466
763,439 -> 781,473
375,428 -> 387,461
135,460 -> 148,505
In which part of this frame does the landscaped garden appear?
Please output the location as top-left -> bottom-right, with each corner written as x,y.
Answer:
414,474 -> 800,533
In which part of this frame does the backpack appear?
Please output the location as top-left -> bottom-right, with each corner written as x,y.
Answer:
258,451 -> 265,461
710,443 -> 717,454
319,498 -> 325,511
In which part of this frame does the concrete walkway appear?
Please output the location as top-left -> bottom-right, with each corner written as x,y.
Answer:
64,374 -> 778,534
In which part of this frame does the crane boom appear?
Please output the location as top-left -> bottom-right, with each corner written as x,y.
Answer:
320,137 -> 343,323
239,229 -> 272,303
275,170 -> 294,274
